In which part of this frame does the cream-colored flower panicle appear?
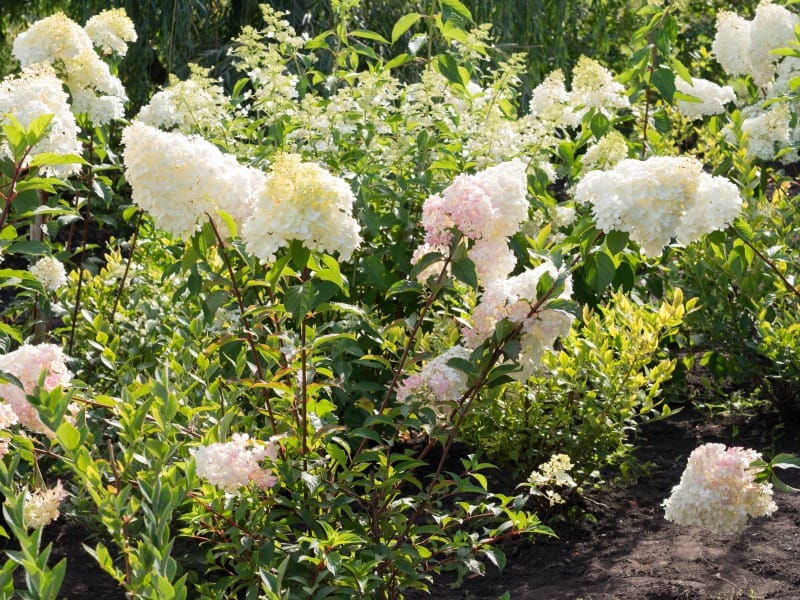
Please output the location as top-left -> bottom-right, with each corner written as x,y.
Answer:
24,480 -> 69,529
29,256 -> 68,292
84,8 -> 138,56
574,156 -> 742,256
0,64 -> 82,177
242,153 -> 362,262
663,443 -> 777,534
121,121 -> 266,238
12,11 -> 134,124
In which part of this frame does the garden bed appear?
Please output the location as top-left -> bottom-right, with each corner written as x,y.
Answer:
409,405 -> 800,600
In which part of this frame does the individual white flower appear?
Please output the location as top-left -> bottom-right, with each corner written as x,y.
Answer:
29,256 -> 67,292
0,64 -> 82,177
242,152 -> 362,262
121,121 -> 266,238
663,443 -> 777,534
674,76 -> 736,120
23,480 -> 68,529
84,8 -> 137,56
574,156 -> 742,256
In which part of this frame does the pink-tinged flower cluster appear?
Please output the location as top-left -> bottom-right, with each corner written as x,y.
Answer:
24,480 -> 68,529
416,160 -> 529,283
0,344 -> 72,436
662,443 -> 777,534
395,346 -> 472,409
24,481 -> 68,529
463,260 -> 574,379
193,433 -> 278,495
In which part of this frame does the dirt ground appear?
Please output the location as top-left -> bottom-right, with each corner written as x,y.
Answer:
410,406 -> 800,600
39,404 -> 800,599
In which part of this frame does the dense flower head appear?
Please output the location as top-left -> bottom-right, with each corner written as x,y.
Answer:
528,69 -> 571,124
83,8 -> 137,56
12,13 -> 92,66
674,77 -> 736,120
527,453 -> 576,505
137,67 -> 230,135
735,103 -> 793,161
193,433 -> 278,494
569,56 -> 631,120
12,11 -> 130,124
581,130 -> 629,172
242,152 -> 362,262
395,346 -> 472,407
121,121 -> 266,238
24,480 -> 68,529
574,156 -> 742,256
0,344 -> 72,435
29,256 -> 68,292
662,443 -> 777,534
463,260 -> 574,379
712,2 -> 800,88
0,64 -> 82,177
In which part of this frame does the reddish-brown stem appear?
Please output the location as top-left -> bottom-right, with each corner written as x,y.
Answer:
206,215 -> 279,436
108,210 -> 143,324
0,147 -> 33,230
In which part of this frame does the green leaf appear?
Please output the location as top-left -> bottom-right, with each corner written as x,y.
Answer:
440,0 -> 473,22
284,282 -> 314,321
451,256 -> 477,288
591,250 -> 616,294
436,54 -> 468,88
28,153 -> 89,168
56,421 -> 81,452
651,67 -> 676,103
391,13 -> 422,44
590,112 -> 609,139
350,30 -> 389,44
605,230 -> 629,255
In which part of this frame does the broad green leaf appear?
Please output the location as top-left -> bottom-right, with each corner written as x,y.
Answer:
391,13 -> 422,43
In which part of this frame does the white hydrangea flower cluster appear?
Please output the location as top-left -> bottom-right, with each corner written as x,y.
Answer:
526,56 -> 630,129
662,443 -> 778,534
83,8 -> 138,56
574,156 -> 742,256
121,121 -> 267,238
463,260 -> 575,380
242,152 -> 362,262
414,159 -> 529,284
581,129 -> 629,172
137,68 -> 231,135
395,346 -> 472,408
12,11 -> 134,124
29,256 -> 68,292
674,76 -> 736,120
23,480 -> 68,529
0,343 -> 72,436
0,64 -> 82,177
713,2 -> 799,88
193,434 -> 278,494
527,453 -> 576,506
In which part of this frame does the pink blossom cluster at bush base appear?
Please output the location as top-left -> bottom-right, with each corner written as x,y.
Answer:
0,343 -> 72,436
662,443 -> 777,534
193,433 -> 278,495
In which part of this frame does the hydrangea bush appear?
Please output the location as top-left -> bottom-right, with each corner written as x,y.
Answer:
0,1 -> 799,598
